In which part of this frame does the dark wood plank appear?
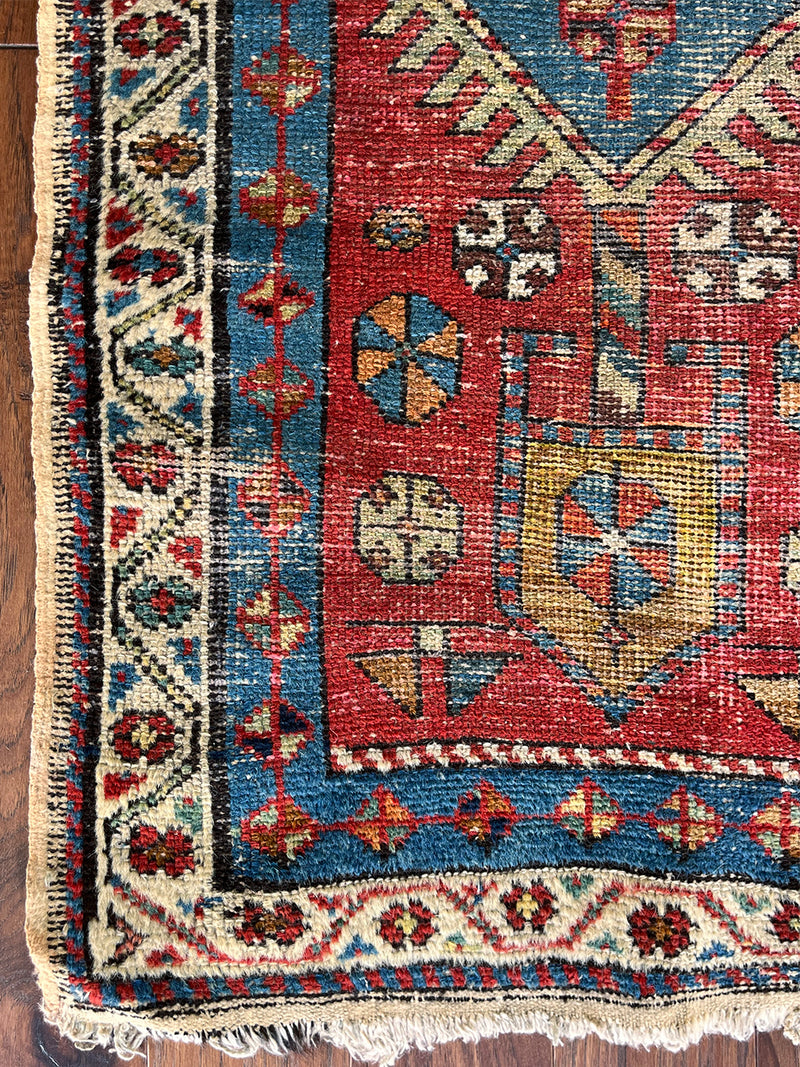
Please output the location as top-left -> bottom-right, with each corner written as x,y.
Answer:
627,1035 -> 756,1067
758,1031 -> 800,1067
553,1034 -> 625,1067
400,1030 -> 552,1067
554,1032 -> 758,1067
145,1035 -> 339,1066
0,1 -> 38,46
147,1041 -> 230,1066
145,1030 -> 553,1067
0,38 -> 43,1064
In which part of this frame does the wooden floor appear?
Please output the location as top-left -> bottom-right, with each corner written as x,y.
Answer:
0,2 -> 799,1064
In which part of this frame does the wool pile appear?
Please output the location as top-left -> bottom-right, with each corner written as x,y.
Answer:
27,0 -> 800,1060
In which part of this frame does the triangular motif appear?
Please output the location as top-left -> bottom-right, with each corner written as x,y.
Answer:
351,653 -> 420,718
738,676 -> 800,740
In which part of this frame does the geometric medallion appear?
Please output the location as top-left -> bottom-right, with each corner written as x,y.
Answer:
453,198 -> 560,301
345,787 -> 418,856
354,472 -> 463,584
515,441 -> 716,700
490,330 -> 749,729
239,358 -> 314,420
234,699 -> 314,769
672,200 -> 797,304
236,459 -> 310,536
556,467 -> 675,616
236,586 -> 310,655
652,787 -> 723,855
353,294 -> 462,425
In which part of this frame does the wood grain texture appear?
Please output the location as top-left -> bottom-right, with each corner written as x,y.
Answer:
0,0 -> 37,45
1,0 -> 799,1064
553,1034 -> 761,1067
626,1036 -> 756,1067
402,1032 -> 553,1067
553,1035 -> 625,1067
759,1034 -> 800,1067
146,1038 -> 341,1067
145,1032 -> 555,1067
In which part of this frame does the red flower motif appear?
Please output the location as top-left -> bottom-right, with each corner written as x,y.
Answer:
232,901 -> 306,947
628,903 -> 691,958
378,900 -> 436,949
175,305 -> 202,341
500,882 -> 557,933
116,14 -> 188,59
130,133 -> 203,179
169,536 -> 203,578
109,246 -> 181,288
103,771 -> 144,800
129,825 -> 194,877
772,902 -> 800,943
152,14 -> 187,55
111,441 -> 179,493
144,945 -> 185,968
112,712 -> 175,764
117,15 -> 150,58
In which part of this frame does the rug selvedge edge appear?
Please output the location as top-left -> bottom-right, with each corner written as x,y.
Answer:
26,984 -> 800,1063
24,0 -> 800,1061
26,0 -> 79,1031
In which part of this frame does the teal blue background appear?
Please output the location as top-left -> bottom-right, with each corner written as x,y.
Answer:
472,0 -> 794,161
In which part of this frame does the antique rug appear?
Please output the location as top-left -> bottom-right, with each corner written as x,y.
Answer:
26,0 -> 800,1060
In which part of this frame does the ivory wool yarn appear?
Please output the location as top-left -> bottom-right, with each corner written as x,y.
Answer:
27,0 -> 800,1059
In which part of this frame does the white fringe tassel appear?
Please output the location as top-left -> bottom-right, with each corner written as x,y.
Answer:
44,998 -> 800,1066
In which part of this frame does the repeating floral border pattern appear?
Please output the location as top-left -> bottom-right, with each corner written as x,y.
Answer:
28,0 -> 800,1044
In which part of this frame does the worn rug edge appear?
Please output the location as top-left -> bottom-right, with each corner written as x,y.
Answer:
21,0 -> 800,1061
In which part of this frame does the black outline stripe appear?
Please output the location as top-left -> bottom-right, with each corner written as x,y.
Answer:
208,0 -> 236,893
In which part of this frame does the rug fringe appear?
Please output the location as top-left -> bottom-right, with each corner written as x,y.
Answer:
42,997 -> 800,1065
324,1006 -> 800,1063
208,1022 -> 319,1058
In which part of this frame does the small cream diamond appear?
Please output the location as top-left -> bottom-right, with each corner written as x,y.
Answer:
418,624 -> 444,653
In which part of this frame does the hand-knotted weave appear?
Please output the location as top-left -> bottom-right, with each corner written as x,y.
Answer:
27,0 -> 800,1060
